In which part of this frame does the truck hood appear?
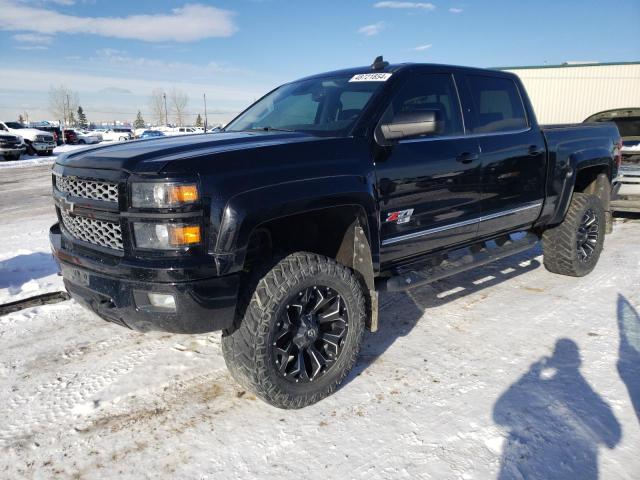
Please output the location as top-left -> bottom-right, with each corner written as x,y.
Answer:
57,131 -> 320,174
10,127 -> 51,138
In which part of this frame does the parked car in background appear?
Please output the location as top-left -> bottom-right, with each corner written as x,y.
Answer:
102,128 -> 133,142
139,130 -> 165,139
162,126 -> 199,136
0,130 -> 25,161
32,124 -> 63,146
63,129 -> 79,145
585,108 -> 640,213
74,130 -> 101,144
0,121 -> 55,156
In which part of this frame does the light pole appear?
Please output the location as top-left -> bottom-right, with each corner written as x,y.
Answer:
203,93 -> 208,132
163,92 -> 168,126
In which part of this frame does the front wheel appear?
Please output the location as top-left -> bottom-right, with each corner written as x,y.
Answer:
542,192 -> 605,277
25,143 -> 36,156
222,252 -> 366,409
78,139 -> 86,144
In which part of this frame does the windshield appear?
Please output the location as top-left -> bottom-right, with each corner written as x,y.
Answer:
5,122 -> 24,129
225,75 -> 384,136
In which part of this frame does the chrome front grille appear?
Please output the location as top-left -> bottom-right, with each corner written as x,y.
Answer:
36,134 -> 54,142
60,211 -> 124,251
56,175 -> 119,203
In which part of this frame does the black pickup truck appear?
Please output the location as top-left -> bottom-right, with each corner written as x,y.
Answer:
50,58 -> 622,408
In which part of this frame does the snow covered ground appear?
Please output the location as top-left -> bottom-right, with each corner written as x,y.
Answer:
0,144 -> 90,170
0,164 -> 639,479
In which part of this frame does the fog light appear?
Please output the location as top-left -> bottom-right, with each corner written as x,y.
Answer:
147,293 -> 176,310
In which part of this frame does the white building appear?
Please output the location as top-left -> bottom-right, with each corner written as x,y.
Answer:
499,61 -> 640,124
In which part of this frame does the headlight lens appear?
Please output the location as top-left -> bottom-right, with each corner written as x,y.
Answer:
131,182 -> 199,208
133,223 -> 201,249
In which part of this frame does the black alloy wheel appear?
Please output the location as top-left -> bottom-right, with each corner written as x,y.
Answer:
576,208 -> 599,262
272,286 -> 348,383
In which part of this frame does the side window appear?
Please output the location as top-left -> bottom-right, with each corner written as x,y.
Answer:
381,73 -> 463,137
466,75 -> 528,133
338,91 -> 373,122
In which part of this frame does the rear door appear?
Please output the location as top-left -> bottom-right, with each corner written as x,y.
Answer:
462,74 -> 546,236
375,72 -> 482,266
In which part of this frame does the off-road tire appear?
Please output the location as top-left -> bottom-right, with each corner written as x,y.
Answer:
222,252 -> 366,409
25,143 -> 36,156
542,192 -> 605,277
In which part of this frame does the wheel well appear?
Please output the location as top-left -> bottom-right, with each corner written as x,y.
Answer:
574,165 -> 610,194
574,165 -> 612,232
243,205 -> 369,271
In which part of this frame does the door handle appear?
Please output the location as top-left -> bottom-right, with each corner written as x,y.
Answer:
456,152 -> 479,164
528,145 -> 544,156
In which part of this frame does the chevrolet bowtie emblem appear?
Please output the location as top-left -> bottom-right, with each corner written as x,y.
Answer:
61,196 -> 76,212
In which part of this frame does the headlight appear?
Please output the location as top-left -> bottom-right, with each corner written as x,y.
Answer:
131,182 -> 199,208
133,223 -> 201,250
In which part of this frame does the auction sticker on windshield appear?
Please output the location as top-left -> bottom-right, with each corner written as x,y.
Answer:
349,73 -> 392,82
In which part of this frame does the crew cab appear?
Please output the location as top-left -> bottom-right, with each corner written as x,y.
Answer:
50,58 -> 621,408
0,121 -> 55,156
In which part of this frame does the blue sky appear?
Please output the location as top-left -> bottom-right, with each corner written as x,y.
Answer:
1,0 -> 639,124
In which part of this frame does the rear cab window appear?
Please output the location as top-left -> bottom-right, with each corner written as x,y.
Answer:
465,75 -> 529,134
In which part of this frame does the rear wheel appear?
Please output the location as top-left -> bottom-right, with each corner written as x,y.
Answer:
542,192 -> 605,277
222,252 -> 365,409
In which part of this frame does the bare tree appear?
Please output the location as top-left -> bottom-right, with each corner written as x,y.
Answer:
49,85 -> 79,126
149,88 -> 166,126
170,87 -> 189,127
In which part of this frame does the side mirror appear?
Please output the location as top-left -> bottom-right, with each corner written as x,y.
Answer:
380,110 -> 443,141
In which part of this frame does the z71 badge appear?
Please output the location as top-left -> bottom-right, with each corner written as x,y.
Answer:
385,209 -> 414,224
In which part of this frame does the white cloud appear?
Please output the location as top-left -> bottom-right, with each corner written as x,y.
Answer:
0,67 -> 265,103
374,2 -> 436,10
0,2 -> 237,42
412,44 -> 432,51
90,48 -> 241,75
449,7 -> 463,13
15,45 -> 49,50
357,22 -> 386,36
12,33 -> 54,44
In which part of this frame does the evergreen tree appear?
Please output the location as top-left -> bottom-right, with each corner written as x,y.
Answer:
134,111 -> 146,129
195,114 -> 203,128
77,106 -> 88,129
68,110 -> 77,127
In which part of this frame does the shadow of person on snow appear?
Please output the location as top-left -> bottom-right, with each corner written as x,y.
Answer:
493,339 -> 621,480
343,245 -> 541,385
0,252 -> 58,291
617,294 -> 640,422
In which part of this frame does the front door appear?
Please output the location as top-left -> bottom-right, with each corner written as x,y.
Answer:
375,73 -> 482,266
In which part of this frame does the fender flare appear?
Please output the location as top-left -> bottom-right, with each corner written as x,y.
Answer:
212,175 -> 380,274
547,147 -> 613,226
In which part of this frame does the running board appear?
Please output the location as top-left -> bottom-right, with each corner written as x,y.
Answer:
380,232 -> 539,292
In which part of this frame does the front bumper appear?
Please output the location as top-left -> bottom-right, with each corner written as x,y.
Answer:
32,141 -> 55,152
0,146 -> 25,155
50,224 -> 241,333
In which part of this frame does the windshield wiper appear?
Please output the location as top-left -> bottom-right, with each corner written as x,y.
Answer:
247,126 -> 296,133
